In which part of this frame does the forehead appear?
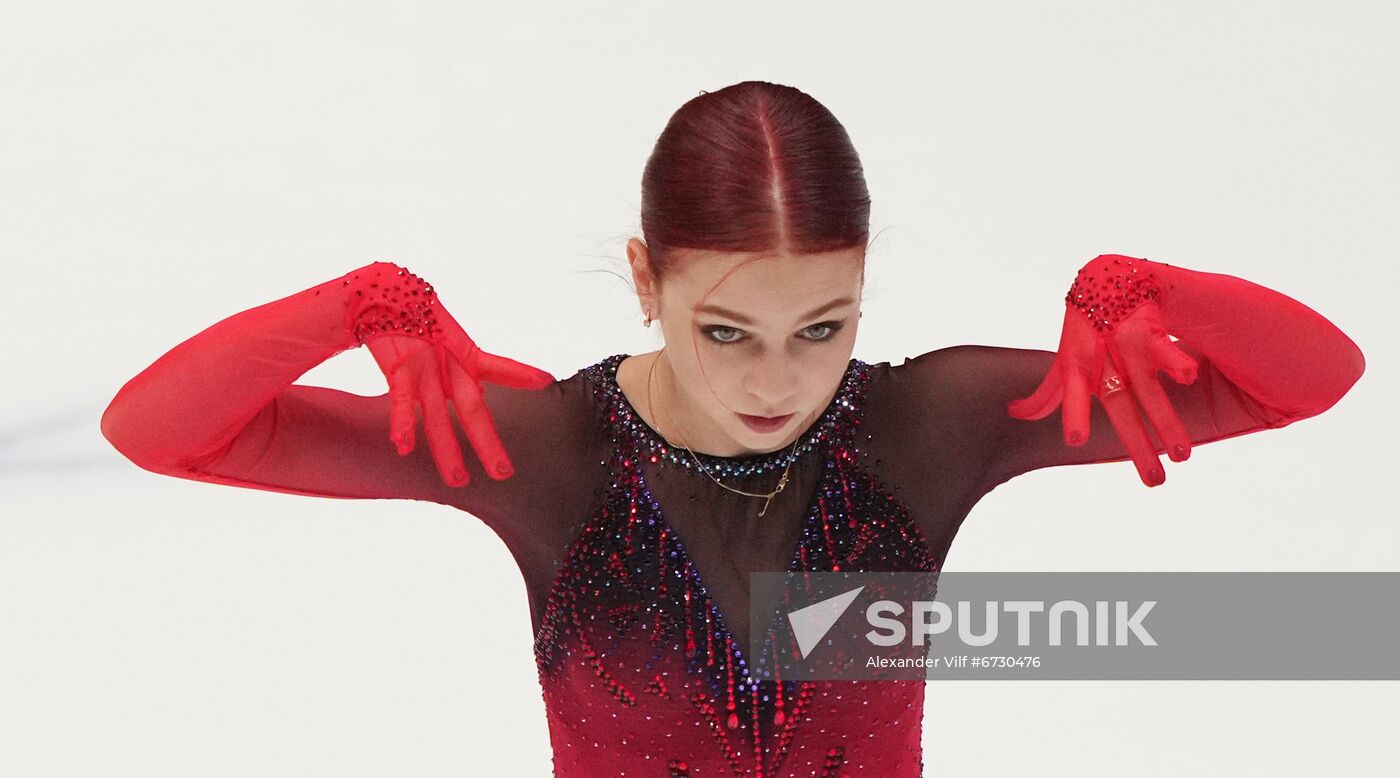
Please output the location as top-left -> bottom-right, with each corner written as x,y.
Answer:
666,247 -> 865,309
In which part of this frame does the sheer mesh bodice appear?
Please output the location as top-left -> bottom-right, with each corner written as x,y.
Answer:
528,353 -> 938,776
578,353 -> 900,649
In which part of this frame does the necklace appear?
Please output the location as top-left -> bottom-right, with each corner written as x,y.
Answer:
645,351 -> 800,518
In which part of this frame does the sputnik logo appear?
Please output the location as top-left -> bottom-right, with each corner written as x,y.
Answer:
787,585 -> 865,659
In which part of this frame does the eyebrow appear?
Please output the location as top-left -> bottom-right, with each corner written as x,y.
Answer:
695,296 -> 856,326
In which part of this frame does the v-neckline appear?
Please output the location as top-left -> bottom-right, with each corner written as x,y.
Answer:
597,352 -> 869,651
626,443 -> 823,651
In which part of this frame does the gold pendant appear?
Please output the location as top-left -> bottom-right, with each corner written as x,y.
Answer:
756,471 -> 790,518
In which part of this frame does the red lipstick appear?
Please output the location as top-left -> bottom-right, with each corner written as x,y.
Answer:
737,412 -> 794,434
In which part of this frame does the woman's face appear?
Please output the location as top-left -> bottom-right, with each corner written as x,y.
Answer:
630,239 -> 865,456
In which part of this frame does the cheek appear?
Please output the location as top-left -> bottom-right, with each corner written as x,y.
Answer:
811,352 -> 856,403
682,361 -> 742,411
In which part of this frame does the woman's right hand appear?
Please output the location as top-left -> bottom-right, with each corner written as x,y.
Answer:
364,310 -> 555,488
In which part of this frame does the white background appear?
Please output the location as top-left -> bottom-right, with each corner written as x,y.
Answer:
2,1 -> 1394,775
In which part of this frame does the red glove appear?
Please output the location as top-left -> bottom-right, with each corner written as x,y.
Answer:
343,262 -> 556,485
102,261 -> 555,494
1005,253 -> 1359,488
1007,255 -> 1195,486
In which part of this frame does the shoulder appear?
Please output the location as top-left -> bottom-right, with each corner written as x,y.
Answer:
864,345 -> 1054,406
857,345 -> 1058,455
860,345 -> 983,414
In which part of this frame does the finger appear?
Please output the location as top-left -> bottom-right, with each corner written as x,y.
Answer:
1061,359 -> 1092,446
440,336 -> 482,378
1098,384 -> 1165,487
1146,337 -> 1199,385
1101,393 -> 1165,487
435,340 -> 455,397
1007,359 -> 1063,421
1102,334 -> 1131,393
447,341 -> 556,389
1122,350 -> 1194,463
417,369 -> 470,488
476,350 -> 557,389
449,371 -> 516,480
387,361 -> 419,456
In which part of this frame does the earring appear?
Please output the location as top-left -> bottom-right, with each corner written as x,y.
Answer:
643,309 -> 653,327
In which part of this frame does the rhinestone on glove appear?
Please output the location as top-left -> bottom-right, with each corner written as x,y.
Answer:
1066,254 -> 1163,333
341,262 -> 444,345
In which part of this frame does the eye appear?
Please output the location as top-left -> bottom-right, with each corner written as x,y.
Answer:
699,321 -> 846,346
801,322 -> 843,341
701,325 -> 745,345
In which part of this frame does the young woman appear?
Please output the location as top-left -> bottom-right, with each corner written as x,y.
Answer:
100,81 -> 1365,777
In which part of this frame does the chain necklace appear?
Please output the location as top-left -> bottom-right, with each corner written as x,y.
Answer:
645,351 -> 800,518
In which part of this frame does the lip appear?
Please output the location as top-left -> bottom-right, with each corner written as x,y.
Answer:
736,412 -> 794,433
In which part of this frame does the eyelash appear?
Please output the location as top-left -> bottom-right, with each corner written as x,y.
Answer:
699,320 -> 846,346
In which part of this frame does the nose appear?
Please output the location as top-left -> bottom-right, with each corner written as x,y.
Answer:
742,350 -> 801,413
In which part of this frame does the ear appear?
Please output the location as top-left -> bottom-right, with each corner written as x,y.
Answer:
627,237 -> 660,310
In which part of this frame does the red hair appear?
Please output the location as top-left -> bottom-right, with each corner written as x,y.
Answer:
639,80 -> 872,279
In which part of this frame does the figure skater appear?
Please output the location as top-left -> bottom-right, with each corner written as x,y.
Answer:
100,81 -> 1365,777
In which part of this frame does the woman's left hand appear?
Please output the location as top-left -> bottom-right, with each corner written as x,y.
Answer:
1006,300 -> 1201,487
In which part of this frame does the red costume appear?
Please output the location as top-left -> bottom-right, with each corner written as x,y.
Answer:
101,255 -> 1364,775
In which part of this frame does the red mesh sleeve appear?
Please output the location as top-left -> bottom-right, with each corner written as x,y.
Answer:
856,255 -> 1364,560
99,263 -> 605,587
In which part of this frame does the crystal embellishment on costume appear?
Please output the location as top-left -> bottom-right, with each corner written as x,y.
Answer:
531,354 -> 939,776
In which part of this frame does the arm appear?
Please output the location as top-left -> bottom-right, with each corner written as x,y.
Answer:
99,262 -> 593,531
877,255 -> 1364,499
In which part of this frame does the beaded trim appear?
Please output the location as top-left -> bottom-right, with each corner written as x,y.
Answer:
581,353 -> 872,477
1066,254 -> 1163,333
341,262 -> 446,345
